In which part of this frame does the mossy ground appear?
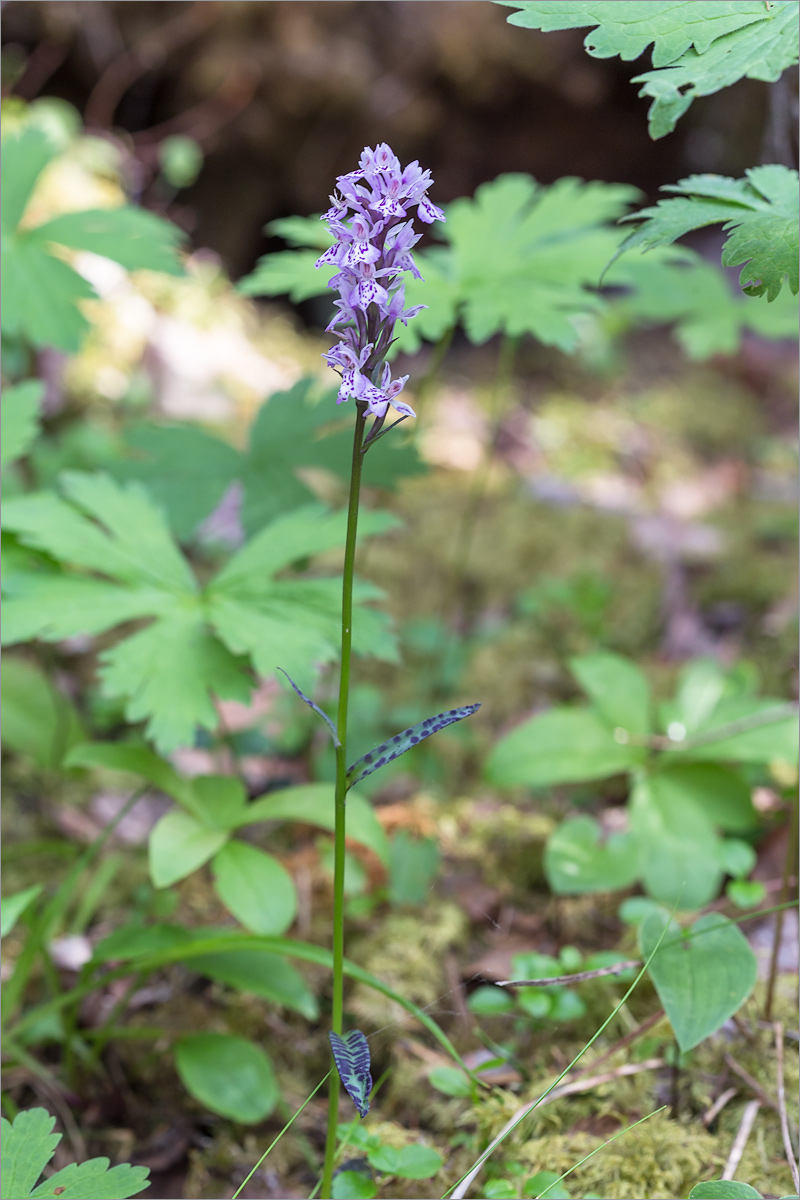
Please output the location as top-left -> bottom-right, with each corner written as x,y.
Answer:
3,309 -> 797,1199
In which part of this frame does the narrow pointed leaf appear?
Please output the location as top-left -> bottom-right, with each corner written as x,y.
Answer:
278,668 -> 340,746
346,703 -> 480,789
329,1029 -> 372,1118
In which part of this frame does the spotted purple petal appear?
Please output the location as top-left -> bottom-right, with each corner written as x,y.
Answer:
346,703 -> 481,789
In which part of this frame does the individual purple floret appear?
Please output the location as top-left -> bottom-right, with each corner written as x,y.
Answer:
318,143 -> 445,428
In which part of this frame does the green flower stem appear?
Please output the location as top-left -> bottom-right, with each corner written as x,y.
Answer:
321,401 -> 368,1199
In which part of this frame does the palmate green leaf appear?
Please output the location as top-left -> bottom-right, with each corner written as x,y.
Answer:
414,174 -> 639,351
114,422 -> 241,541
98,613 -> 252,753
237,177 -> 639,353
2,476 -> 397,752
114,379 -> 424,540
34,206 -> 184,274
1,235 -> 97,350
1,380 -> 45,468
640,910 -> 757,1051
0,1107 -> 149,1200
617,167 -> 800,300
175,1032 -> 278,1124
605,246 -> 799,359
1,126 -> 185,351
1,127 -> 58,233
238,214 -> 335,301
498,2 -> 799,138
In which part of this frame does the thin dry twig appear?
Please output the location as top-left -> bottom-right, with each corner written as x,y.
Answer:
724,1053 -> 780,1112
84,2 -> 215,129
774,1021 -> 800,1192
496,959 -> 641,989
449,1058 -> 664,1199
722,1099 -> 760,1179
584,1009 -> 666,1075
702,1086 -> 739,1128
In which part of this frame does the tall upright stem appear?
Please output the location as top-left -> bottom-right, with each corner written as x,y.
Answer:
321,403 -> 367,1199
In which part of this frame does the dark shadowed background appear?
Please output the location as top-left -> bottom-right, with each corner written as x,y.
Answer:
1,0 -> 777,276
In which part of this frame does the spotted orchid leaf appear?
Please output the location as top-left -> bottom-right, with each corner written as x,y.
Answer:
346,703 -> 480,789
277,668 -> 340,747
329,1029 -> 372,1118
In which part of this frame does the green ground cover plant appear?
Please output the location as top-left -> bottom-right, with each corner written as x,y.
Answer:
2,4 -> 798,1197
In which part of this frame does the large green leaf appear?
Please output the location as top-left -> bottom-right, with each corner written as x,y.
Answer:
34,207 -> 184,275
99,612 -> 252,753
1,127 -> 57,233
148,810 -> 229,887
498,3 -> 800,138
184,948 -> 318,1018
238,176 -> 640,353
367,1144 -> 443,1181
414,174 -> 638,350
2,235 -> 96,350
606,247 -> 799,359
688,1182 -> 762,1199
1,127 -> 185,352
175,1032 -> 278,1123
0,1107 -> 149,1200
544,815 -> 639,895
684,695 -> 799,764
485,706 -> 641,788
114,422 -> 241,541
570,651 -> 651,737
65,741 -> 195,809
629,773 -> 722,909
240,783 -> 389,864
640,910 -> 758,1051
618,167 -> 799,300
1,656 -> 84,768
648,764 -> 757,833
3,476 -> 396,751
1,380 -> 45,468
1,885 -> 43,939
212,840 -> 297,935
72,926 -> 471,1076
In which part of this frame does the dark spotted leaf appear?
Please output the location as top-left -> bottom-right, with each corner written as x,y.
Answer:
329,1029 -> 372,1118
346,704 -> 480,789
277,668 -> 340,747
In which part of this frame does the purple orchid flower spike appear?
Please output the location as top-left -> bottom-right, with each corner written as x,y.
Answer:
318,143 -> 444,444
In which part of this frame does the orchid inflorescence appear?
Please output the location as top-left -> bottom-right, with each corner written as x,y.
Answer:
318,142 -> 445,437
